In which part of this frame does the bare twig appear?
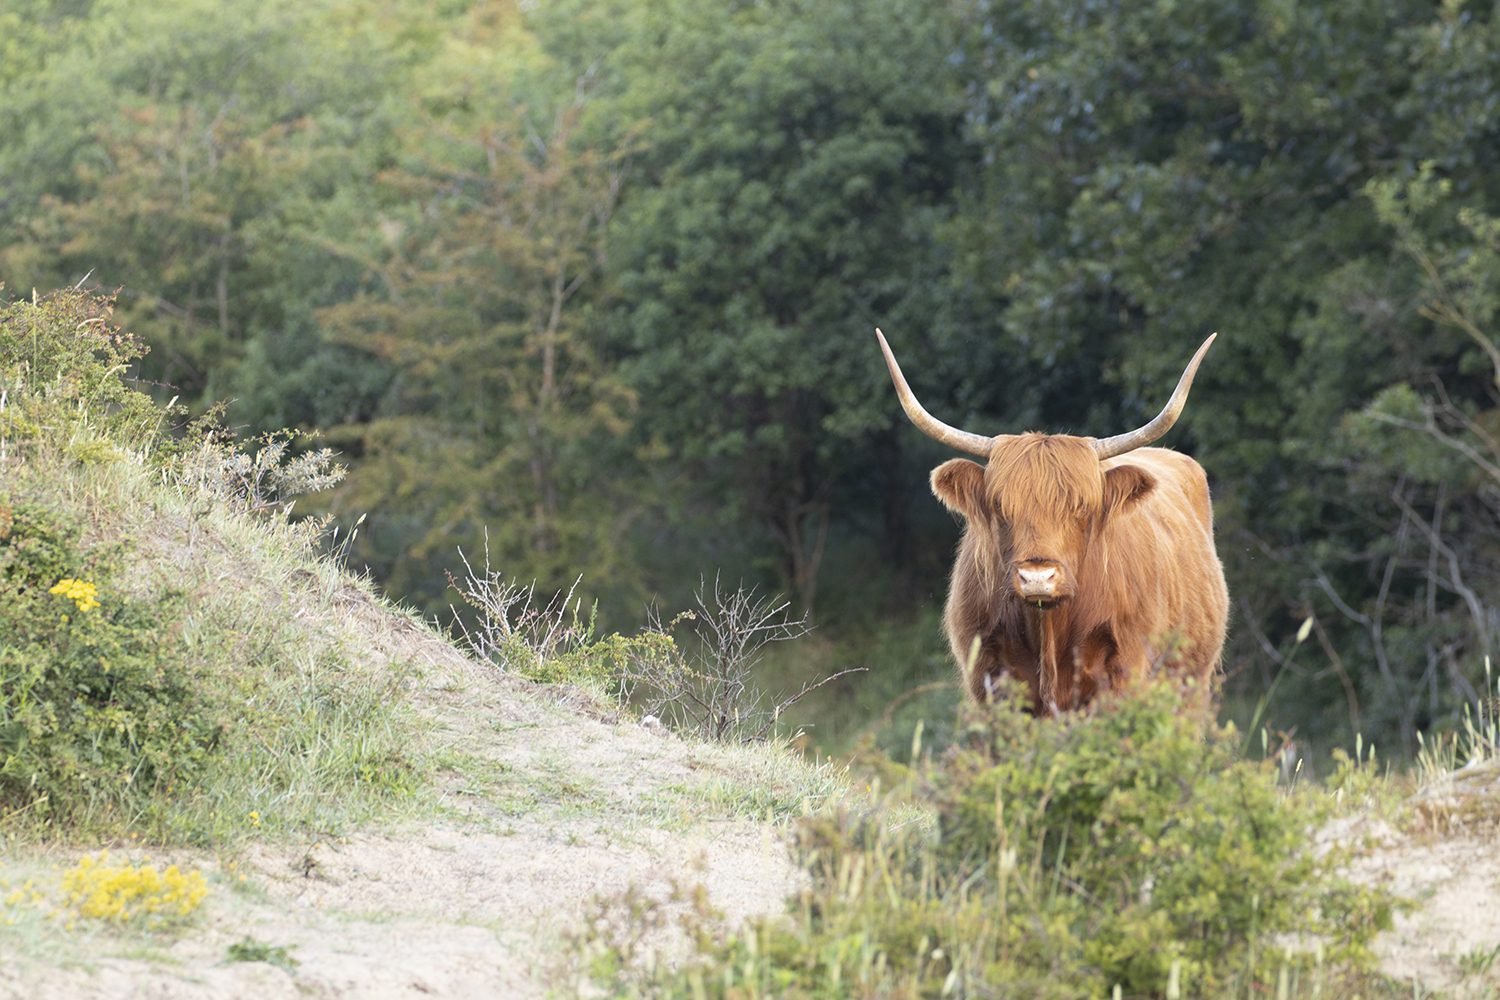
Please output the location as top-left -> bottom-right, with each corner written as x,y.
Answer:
633,574 -> 858,742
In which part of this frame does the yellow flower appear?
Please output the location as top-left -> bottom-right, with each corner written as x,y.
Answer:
60,851 -> 209,925
49,577 -> 101,613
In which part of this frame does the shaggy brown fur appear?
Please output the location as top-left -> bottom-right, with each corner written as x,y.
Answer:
932,433 -> 1228,714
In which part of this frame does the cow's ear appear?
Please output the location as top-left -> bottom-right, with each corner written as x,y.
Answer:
931,459 -> 987,519
1102,464 -> 1156,518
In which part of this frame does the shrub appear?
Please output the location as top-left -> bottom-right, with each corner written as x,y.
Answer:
632,578 -> 834,742
174,416 -> 346,516
626,682 -> 1391,997
0,499 -> 218,824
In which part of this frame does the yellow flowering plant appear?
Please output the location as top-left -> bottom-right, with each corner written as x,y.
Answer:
0,878 -> 46,927
61,852 -> 209,925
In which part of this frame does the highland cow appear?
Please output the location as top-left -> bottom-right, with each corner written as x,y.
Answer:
877,330 -> 1228,714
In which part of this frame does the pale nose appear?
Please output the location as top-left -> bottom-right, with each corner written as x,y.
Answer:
1018,566 -> 1058,596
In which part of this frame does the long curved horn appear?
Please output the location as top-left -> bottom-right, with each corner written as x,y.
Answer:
1092,333 -> 1217,460
876,328 -> 994,458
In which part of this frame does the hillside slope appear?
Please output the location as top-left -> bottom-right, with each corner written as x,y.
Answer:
0,290 -> 834,997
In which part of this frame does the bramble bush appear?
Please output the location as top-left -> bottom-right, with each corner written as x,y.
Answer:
616,682 -> 1392,997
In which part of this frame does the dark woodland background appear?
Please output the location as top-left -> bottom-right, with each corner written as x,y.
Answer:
7,0 -> 1500,760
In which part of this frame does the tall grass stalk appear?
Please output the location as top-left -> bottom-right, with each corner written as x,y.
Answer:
1416,656 -> 1500,781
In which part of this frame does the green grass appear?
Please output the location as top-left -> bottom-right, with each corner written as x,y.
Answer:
225,936 -> 299,971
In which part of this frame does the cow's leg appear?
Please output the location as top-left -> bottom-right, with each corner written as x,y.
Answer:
960,635 -> 1008,703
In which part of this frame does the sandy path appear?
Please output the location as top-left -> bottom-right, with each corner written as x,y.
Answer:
1343,762 -> 1500,997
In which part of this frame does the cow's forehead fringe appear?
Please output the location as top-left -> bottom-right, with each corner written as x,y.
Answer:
987,433 -> 1102,522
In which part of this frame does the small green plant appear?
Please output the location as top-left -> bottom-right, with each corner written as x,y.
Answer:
60,851 -> 209,926
226,936 -> 300,970
1457,941 -> 1500,979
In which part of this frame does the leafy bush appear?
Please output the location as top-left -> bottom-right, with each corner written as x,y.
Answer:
0,498 -> 217,824
622,682 -> 1391,997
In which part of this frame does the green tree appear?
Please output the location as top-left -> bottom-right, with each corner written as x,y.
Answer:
0,0 -> 419,420
600,0 -> 971,615
944,0 -> 1494,751
1310,165 -> 1500,749
319,8 -> 639,608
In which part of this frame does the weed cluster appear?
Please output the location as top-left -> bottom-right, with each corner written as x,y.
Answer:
608,682 -> 1392,997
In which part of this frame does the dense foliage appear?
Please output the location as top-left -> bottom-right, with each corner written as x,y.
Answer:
6,0 -> 1500,756
0,498 -> 214,822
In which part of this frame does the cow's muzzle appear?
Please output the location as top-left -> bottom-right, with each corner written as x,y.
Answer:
1013,563 -> 1071,608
